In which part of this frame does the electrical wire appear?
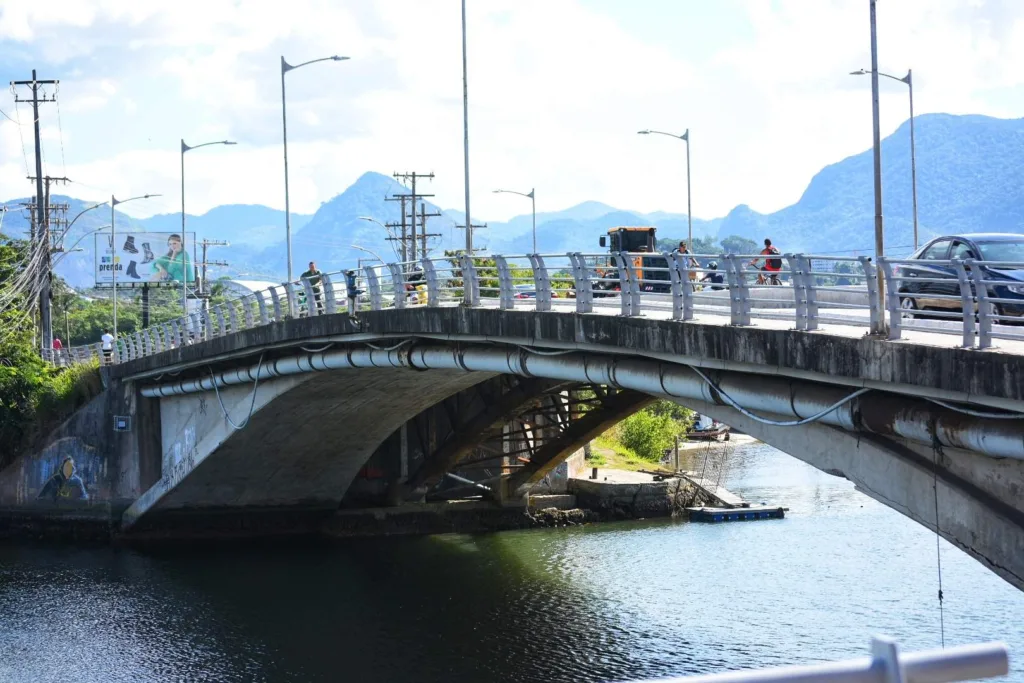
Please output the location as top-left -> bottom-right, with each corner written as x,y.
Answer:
926,397 -> 1024,420
365,339 -> 412,352
0,107 -> 18,124
54,83 -> 66,178
209,351 -> 265,431
688,365 -> 871,427
13,98 -> 29,176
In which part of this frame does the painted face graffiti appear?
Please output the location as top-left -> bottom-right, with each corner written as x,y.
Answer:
37,456 -> 90,501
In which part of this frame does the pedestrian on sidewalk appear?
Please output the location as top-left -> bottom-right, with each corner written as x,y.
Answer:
101,329 -> 114,364
300,261 -> 324,314
345,270 -> 363,316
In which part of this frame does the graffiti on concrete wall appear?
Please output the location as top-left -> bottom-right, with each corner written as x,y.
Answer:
163,423 -> 198,491
30,437 -> 103,502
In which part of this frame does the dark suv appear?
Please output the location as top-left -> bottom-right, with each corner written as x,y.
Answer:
896,233 -> 1024,318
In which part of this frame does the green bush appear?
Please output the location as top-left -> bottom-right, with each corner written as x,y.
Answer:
618,409 -> 679,462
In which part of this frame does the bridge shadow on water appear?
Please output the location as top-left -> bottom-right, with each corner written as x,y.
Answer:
3,442 -> 1024,683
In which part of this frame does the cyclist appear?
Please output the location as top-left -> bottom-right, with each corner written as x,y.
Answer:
751,238 -> 782,285
700,261 -> 725,290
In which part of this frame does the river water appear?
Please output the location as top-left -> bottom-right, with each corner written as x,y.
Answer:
1,440 -> 1022,683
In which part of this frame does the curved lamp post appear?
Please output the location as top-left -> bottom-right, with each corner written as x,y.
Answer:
111,193 -> 161,336
638,129 -> 692,250
852,67 -> 917,250
493,188 -> 536,253
281,54 -> 350,283
181,139 -> 236,313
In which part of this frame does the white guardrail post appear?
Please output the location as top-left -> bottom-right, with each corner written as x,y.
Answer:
459,255 -> 480,306
421,258 -> 440,307
612,252 -> 633,316
320,273 -> 337,315
878,258 -> 903,341
363,265 -> 382,311
568,253 -> 593,314
724,254 -> 750,326
966,258 -> 993,350
283,282 -> 299,318
668,252 -> 689,321
387,264 -> 407,310
627,637 -> 1007,683
529,254 -> 552,312
269,287 -> 283,322
952,258 -> 976,348
300,276 -> 319,316
786,254 -> 808,331
860,256 -> 880,334
495,255 -> 515,310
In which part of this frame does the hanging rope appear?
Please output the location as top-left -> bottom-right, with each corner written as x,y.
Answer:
931,434 -> 947,648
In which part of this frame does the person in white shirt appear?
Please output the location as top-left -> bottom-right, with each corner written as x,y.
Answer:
101,330 -> 114,364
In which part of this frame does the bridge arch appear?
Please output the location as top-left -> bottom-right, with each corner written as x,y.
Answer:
127,340 -> 1024,590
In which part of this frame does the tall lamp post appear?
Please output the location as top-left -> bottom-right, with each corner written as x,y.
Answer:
851,67 -> 917,250
281,54 -> 350,283
111,193 -> 160,337
638,129 -> 692,250
182,139 -> 237,314
493,188 -> 536,253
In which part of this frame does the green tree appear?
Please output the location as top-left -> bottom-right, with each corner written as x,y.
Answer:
618,408 -> 678,462
720,235 -> 760,255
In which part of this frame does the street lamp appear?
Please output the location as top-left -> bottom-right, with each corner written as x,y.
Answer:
281,53 -> 350,283
182,139 -> 236,314
358,216 -> 404,262
351,243 -> 385,263
493,189 -> 536,253
52,226 -> 111,268
110,193 -> 161,337
851,67 -> 917,250
638,129 -> 693,250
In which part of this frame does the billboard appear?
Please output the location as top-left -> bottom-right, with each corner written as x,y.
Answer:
94,231 -> 196,288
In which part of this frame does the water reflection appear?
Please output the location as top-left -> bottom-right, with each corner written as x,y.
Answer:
0,441 -> 1022,683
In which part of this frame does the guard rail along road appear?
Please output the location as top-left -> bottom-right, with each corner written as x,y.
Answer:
45,251 -> 1024,365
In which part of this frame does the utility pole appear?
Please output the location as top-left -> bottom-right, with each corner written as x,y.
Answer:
198,239 -> 230,309
12,70 -> 58,351
418,202 -> 442,259
388,172 -> 435,268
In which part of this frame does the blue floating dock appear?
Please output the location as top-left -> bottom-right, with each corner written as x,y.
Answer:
686,506 -> 786,523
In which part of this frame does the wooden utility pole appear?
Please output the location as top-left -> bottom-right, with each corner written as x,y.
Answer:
12,70 -> 58,351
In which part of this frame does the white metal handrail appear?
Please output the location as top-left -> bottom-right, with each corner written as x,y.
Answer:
48,253 -> 1024,364
623,637 -> 1007,683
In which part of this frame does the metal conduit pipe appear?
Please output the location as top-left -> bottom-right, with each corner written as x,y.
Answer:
139,345 -> 1024,460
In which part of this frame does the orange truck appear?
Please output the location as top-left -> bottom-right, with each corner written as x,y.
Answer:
596,226 -> 672,293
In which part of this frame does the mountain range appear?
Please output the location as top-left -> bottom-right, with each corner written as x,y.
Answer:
4,112 -> 1024,289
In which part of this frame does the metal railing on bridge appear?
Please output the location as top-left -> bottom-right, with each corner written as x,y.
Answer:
45,252 -> 1024,365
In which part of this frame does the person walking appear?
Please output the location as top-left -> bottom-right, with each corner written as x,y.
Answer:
344,270 -> 363,316
300,261 -> 324,314
100,329 -> 114,365
677,241 -> 699,288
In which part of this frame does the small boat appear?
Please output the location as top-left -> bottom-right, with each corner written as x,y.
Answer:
686,506 -> 786,523
687,414 -> 731,441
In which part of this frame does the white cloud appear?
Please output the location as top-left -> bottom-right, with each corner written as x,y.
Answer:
1,0 -> 1023,224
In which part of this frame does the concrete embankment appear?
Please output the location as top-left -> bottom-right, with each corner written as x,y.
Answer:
569,469 -> 715,520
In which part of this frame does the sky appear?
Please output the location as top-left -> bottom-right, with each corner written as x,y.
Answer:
1,0 -> 1023,223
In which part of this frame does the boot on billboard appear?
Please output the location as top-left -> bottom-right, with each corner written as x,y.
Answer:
123,235 -> 138,254
126,260 -> 141,279
141,242 -> 154,264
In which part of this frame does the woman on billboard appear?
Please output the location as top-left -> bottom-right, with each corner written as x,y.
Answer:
150,234 -> 193,283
